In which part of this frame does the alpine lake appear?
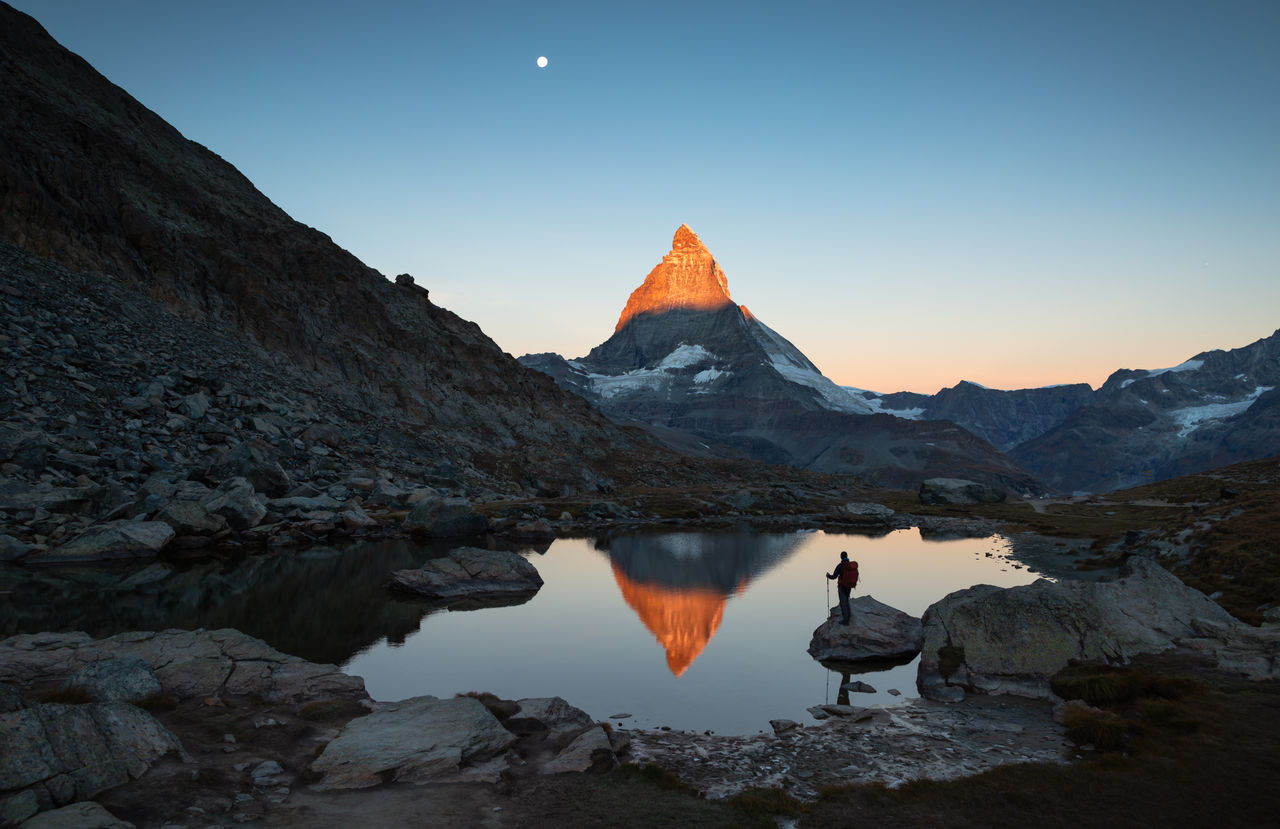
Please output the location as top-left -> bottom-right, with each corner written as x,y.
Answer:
2,527 -> 1057,735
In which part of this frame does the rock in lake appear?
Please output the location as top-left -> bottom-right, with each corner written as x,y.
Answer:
808,596 -> 923,664
389,547 -> 543,601
308,695 -> 516,789
918,478 -> 1006,505
401,496 -> 489,537
917,556 -> 1256,701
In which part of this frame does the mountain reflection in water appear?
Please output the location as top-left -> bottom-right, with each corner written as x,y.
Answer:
600,532 -> 806,676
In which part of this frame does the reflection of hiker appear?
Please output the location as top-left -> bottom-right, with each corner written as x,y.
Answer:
826,551 -> 859,625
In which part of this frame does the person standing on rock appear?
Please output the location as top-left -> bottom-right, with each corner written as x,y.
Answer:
826,551 -> 859,625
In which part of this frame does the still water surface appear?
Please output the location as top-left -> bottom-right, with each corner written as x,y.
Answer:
1,528 -> 1049,735
348,529 -> 1048,734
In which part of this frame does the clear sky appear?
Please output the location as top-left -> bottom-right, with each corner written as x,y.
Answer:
12,0 -> 1280,393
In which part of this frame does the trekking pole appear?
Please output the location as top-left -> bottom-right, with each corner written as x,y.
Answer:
825,578 -> 830,618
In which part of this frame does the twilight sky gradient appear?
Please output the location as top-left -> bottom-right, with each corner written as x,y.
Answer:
13,0 -> 1280,393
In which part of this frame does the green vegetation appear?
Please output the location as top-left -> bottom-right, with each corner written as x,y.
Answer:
1050,664 -> 1200,708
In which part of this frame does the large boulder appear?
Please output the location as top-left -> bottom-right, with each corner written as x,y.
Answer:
0,702 -> 185,814
401,496 -> 489,537
917,556 -> 1248,701
308,695 -> 516,789
808,596 -> 923,664
918,478 -> 1006,505
539,725 -> 617,774
205,440 -> 291,497
389,547 -> 543,601
27,521 -> 174,564
153,499 -> 228,535
198,477 -> 266,531
60,658 -> 161,704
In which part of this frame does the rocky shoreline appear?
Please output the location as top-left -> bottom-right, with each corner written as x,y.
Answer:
5,548 -> 1278,826
0,627 -> 1069,827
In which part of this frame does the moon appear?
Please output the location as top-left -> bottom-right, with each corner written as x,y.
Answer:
536,56 -> 548,68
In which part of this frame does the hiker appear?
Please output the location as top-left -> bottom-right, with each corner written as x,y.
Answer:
826,550 -> 859,625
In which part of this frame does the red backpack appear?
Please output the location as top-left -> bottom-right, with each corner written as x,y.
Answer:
838,560 -> 859,589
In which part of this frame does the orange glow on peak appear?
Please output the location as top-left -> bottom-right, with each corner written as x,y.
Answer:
614,224 -> 735,332
611,562 -> 727,677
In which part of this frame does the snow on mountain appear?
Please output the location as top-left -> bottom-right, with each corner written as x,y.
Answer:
1170,385 -> 1274,438
1120,358 -> 1206,388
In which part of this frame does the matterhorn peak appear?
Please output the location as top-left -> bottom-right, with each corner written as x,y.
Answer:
671,223 -> 705,250
614,224 -> 733,332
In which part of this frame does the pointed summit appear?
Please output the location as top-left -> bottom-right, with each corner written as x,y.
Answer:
614,224 -> 734,332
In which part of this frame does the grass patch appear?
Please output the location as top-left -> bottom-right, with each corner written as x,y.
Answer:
456,690 -> 519,720
1051,664 -> 1200,707
1136,698 -> 1200,734
612,762 -> 703,796
1060,705 -> 1127,751
729,786 -> 810,820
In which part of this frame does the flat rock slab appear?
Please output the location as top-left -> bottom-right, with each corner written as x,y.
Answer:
308,695 -> 516,789
17,801 -> 135,828
61,657 -> 161,704
0,702 -> 185,812
389,547 -> 543,600
807,596 -> 923,664
27,520 -> 173,564
0,629 -> 366,704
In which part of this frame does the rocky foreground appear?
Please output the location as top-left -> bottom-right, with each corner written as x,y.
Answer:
4,554 -> 1279,827
0,627 -> 1075,828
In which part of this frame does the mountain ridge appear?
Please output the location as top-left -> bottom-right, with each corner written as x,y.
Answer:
521,225 -> 1043,493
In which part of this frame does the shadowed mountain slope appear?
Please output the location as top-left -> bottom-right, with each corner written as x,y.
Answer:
0,2 -> 669,494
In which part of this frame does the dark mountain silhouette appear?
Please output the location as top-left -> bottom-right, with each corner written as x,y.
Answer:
0,2 -> 683,496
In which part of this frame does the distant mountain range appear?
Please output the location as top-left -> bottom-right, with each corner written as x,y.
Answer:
855,332 -> 1280,493
522,225 -> 1278,494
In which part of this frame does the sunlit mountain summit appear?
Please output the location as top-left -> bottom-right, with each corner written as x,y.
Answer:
521,225 -> 1040,492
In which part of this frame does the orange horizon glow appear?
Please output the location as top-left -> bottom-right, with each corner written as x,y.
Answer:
611,562 -> 728,677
